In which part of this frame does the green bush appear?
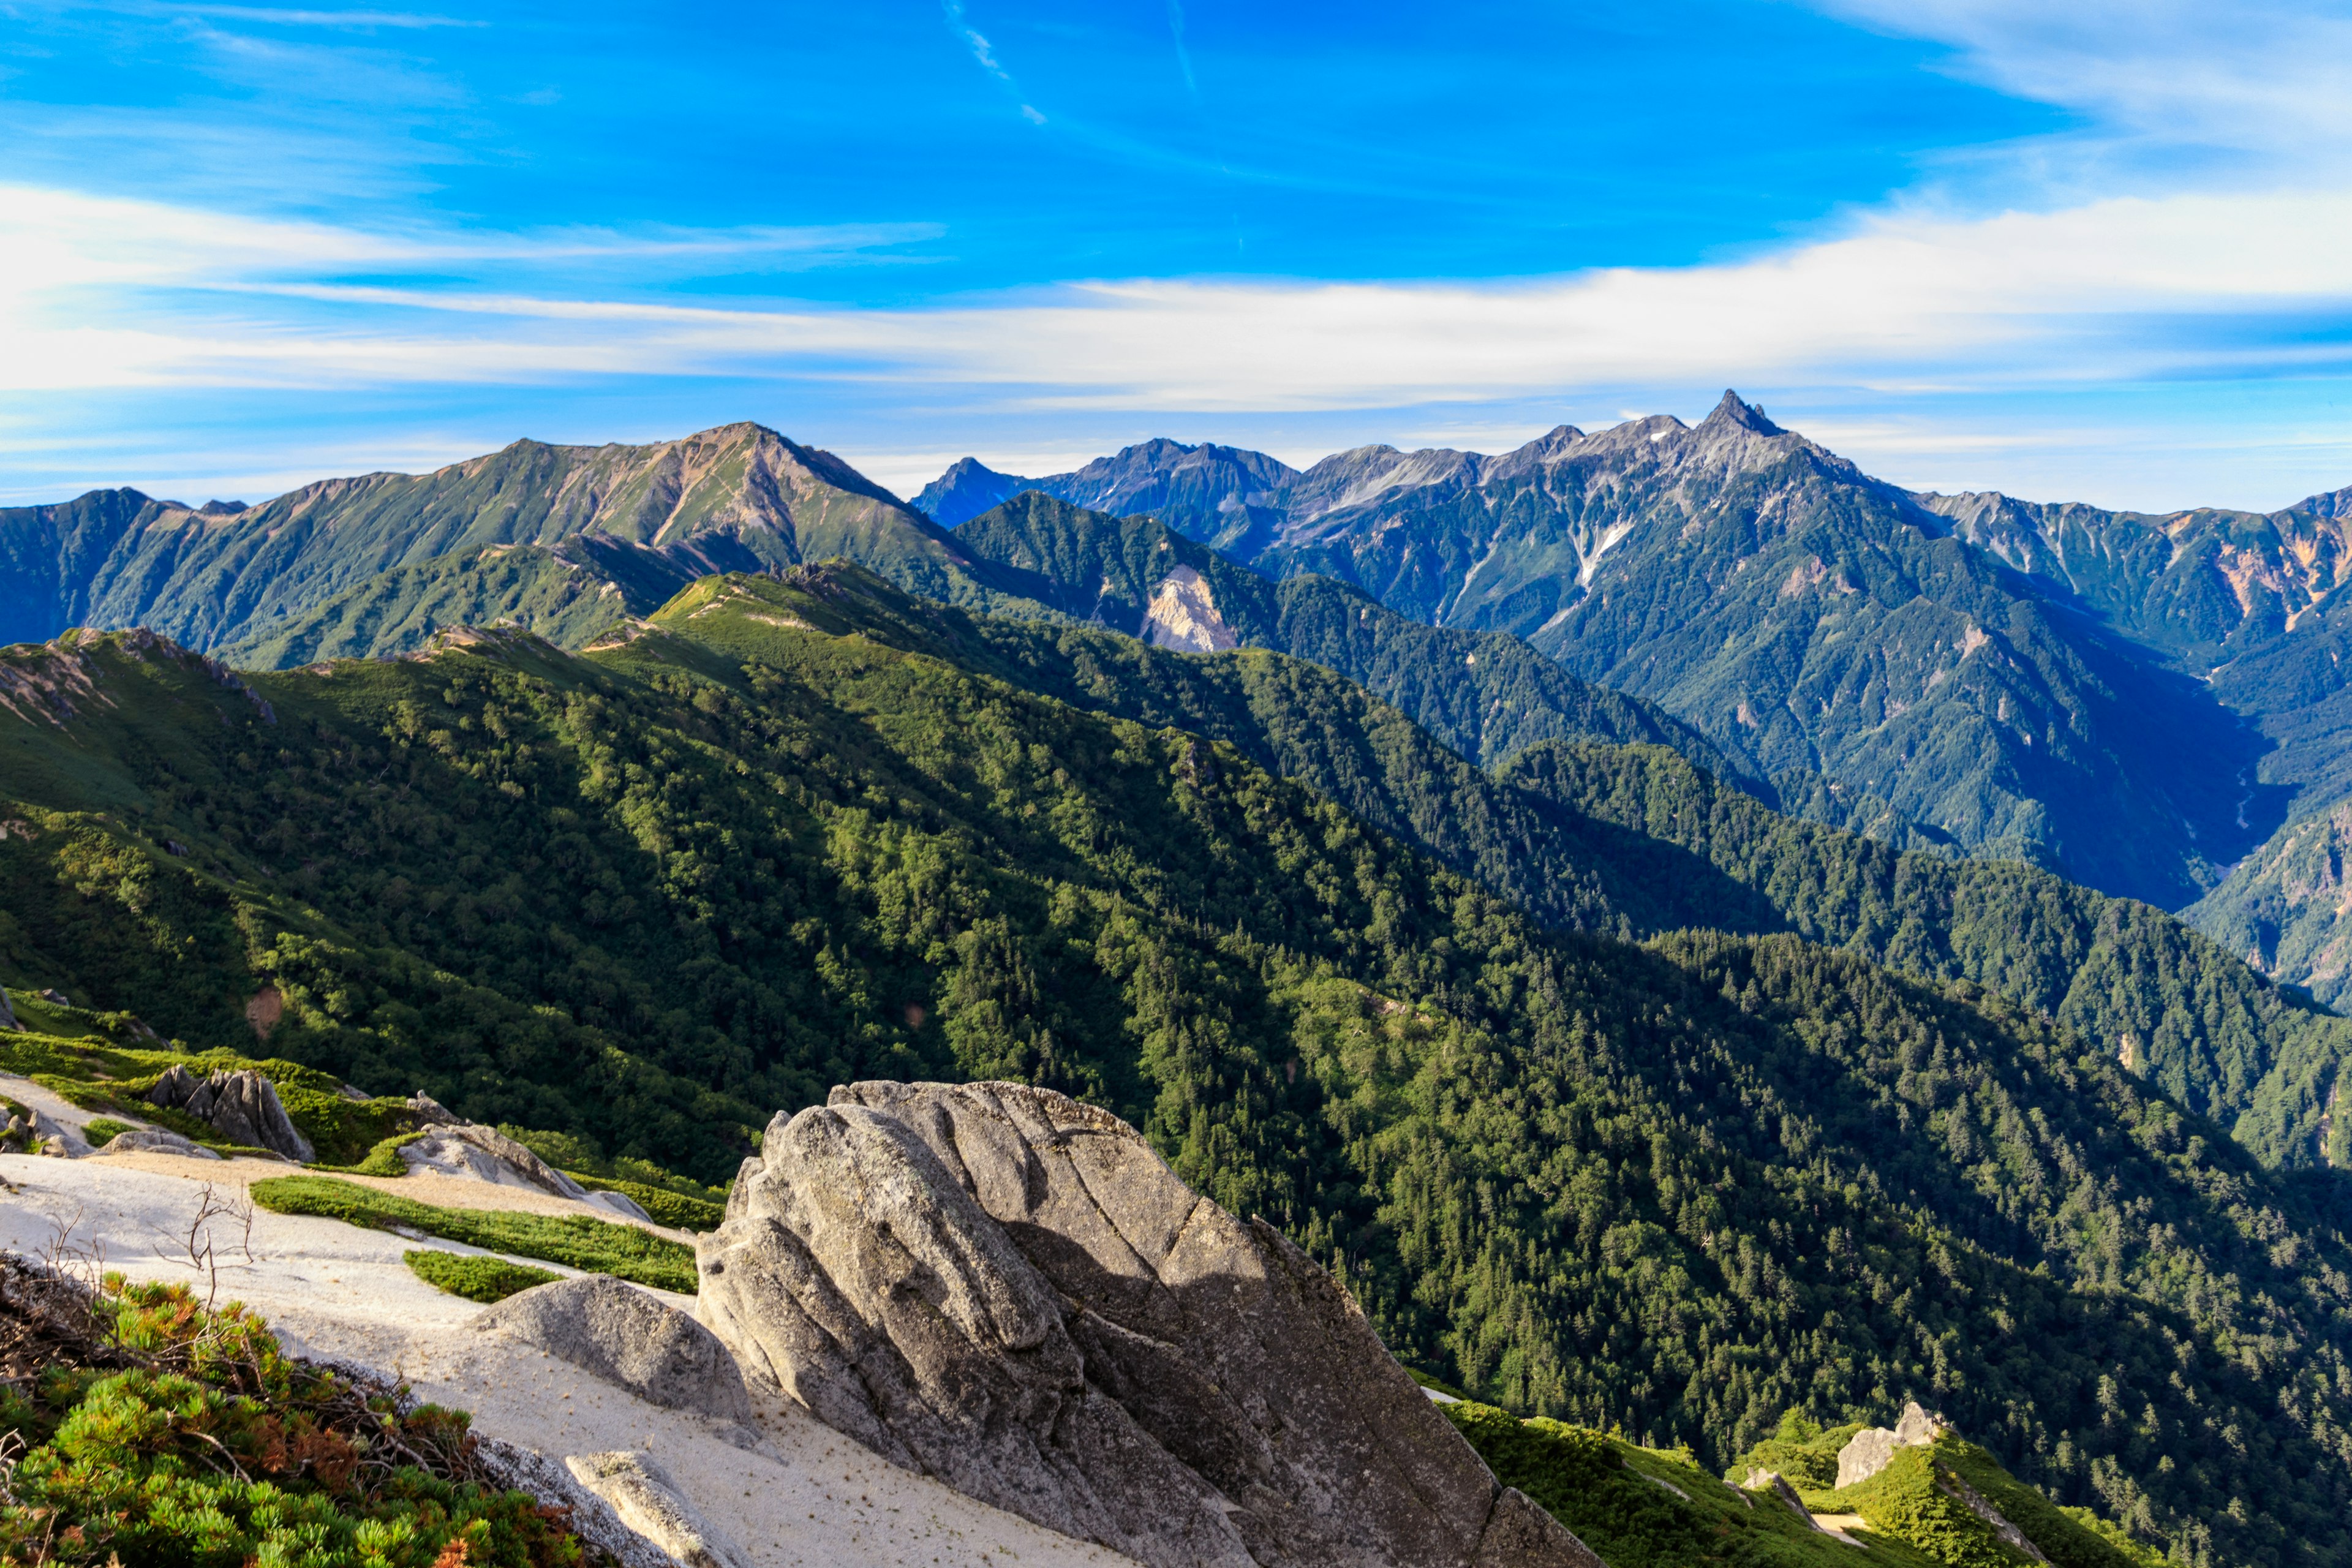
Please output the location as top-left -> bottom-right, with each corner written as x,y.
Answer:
323,1129 -> 426,1177
252,1175 -> 695,1292
1730,1411 -> 1864,1493
405,1250 -> 562,1303
0,1273 -> 584,1568
80,1117 -> 133,1146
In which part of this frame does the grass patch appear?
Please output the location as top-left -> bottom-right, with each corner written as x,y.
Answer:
564,1172 -> 725,1231
1444,1400 -> 1941,1568
0,1267 -> 584,1568
80,1117 -> 134,1146
251,1175 -> 695,1292
1816,1440 -> 2163,1568
404,1250 -> 563,1303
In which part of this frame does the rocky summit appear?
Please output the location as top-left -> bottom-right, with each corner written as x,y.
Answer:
695,1079 -> 1600,1568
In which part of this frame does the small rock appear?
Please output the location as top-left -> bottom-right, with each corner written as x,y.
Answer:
1836,1399 -> 1950,1489
99,1127 -> 222,1160
564,1450 -> 753,1568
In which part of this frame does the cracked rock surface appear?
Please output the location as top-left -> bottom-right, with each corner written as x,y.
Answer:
695,1079 -> 1602,1568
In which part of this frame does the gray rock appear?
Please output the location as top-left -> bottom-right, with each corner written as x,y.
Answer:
565,1450 -> 753,1568
1893,1400 -> 1949,1447
99,1126 -> 221,1159
1835,1427 -> 1901,1490
474,1436 -> 676,1568
695,1078 -> 1605,1568
397,1096 -> 589,1200
582,1188 -> 654,1222
0,988 -> 17,1031
474,1274 -> 755,1428
146,1066 -> 313,1161
1836,1399 -> 1950,1489
1939,1467 -> 2049,1564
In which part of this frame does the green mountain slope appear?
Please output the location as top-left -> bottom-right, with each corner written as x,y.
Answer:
1501,739 -> 2352,1159
951,491 -> 1766,785
0,423 -> 1020,655
1,572 -> 2349,1566
216,534 -> 702,667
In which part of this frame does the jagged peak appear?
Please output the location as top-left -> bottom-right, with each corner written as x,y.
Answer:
1698,390 -> 1784,437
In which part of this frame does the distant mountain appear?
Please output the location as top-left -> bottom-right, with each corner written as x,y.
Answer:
930,401 -> 2264,907
0,423 -> 1017,658
914,439 -> 1297,554
948,491 -> 1769,790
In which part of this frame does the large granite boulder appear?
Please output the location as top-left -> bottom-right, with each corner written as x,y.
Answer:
146,1066 -> 313,1161
473,1274 -> 756,1430
695,1079 -> 1604,1568
1835,1400 -> 1951,1489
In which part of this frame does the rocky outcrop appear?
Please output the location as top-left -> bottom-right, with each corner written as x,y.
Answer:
475,1275 -> 755,1431
146,1066 -> 312,1161
473,1439 -> 677,1568
694,1078 -> 1603,1568
1940,1468 -> 2049,1564
402,1095 -> 649,1219
1836,1400 -> 1951,1488
565,1451 -> 754,1568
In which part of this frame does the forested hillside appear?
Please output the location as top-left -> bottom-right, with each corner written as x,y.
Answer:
2,568 -> 2350,1566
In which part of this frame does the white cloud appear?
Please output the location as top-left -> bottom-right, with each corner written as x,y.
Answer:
12,180 -> 2352,410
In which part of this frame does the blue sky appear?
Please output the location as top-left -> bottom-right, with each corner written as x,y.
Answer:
5,1 -> 2352,510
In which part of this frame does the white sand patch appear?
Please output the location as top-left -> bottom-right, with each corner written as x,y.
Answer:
0,1152 -> 1137,1568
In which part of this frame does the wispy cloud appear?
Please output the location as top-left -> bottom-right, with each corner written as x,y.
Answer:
940,0 -> 1046,126
151,5 -> 486,27
6,180 -> 2351,408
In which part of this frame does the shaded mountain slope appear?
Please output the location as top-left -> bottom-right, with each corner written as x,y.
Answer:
0,423 -> 1020,656
914,439 -> 1297,554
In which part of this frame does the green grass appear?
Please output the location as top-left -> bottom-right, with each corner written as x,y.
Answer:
404,1250 -> 563,1303
80,1117 -> 132,1146
1444,1400 -> 1942,1568
0,1273 -> 584,1568
564,1171 -> 725,1231
251,1175 -> 695,1292
1809,1440 -> 2165,1568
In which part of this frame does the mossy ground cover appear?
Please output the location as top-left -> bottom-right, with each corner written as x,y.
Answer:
251,1176 -> 695,1292
0,1264 -> 583,1568
403,1251 -> 562,1304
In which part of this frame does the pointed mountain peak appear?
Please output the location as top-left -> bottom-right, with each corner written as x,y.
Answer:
1700,390 -> 1783,437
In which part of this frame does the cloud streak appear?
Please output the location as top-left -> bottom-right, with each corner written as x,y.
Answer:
6,181 -> 2351,409
940,0 -> 1046,126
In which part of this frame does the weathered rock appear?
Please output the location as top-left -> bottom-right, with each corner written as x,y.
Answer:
1835,1399 -> 1950,1489
146,1066 -> 313,1161
1744,1468 -> 1825,1529
1894,1400 -> 1949,1447
397,1098 -> 590,1200
474,1438 -> 676,1568
564,1450 -> 753,1568
696,1078 -> 1606,1568
0,988 -> 17,1031
99,1126 -> 221,1159
1939,1467 -> 2049,1564
474,1275 -> 755,1429
581,1188 -> 654,1221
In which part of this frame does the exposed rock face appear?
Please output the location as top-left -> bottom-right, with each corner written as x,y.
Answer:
1836,1400 -> 1951,1489
146,1066 -> 313,1161
475,1275 -> 755,1430
474,1439 -> 676,1568
1142,566 -> 1240,652
1940,1468 -> 2049,1564
565,1450 -> 755,1568
695,1079 -> 1603,1568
